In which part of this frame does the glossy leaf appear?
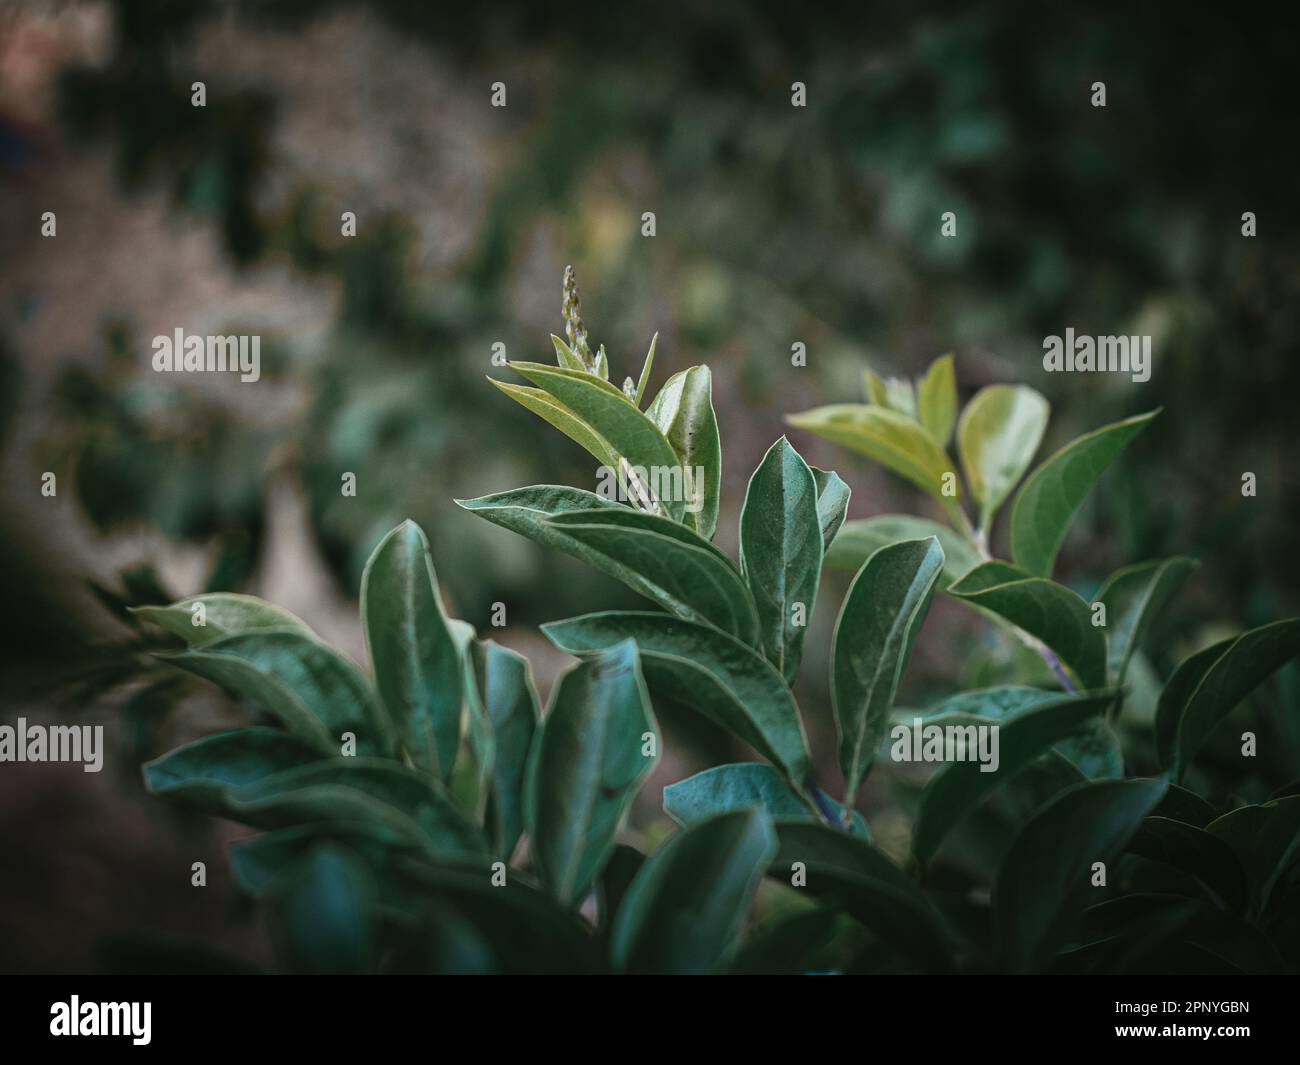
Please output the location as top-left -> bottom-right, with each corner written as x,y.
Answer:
1008,410 -> 1159,576
739,438 -> 823,682
457,488 -> 757,641
633,333 -> 657,407
644,364 -> 721,537
786,403 -> 961,514
1096,556 -> 1198,684
833,537 -> 945,809
509,362 -> 686,521
268,842 -> 376,974
142,726 -> 327,816
664,763 -> 868,836
1129,817 -> 1250,913
1155,619 -> 1300,778
526,641 -> 658,906
948,561 -> 1106,690
994,777 -> 1167,972
230,758 -> 488,858
487,378 -> 618,470
810,466 -> 851,555
1207,797 -> 1300,912
131,593 -> 314,646
468,639 -> 538,858
610,809 -> 777,974
826,514 -> 978,587
156,630 -> 385,754
541,611 -> 812,790
361,520 -> 462,779
956,384 -> 1049,529
913,690 -> 1116,864
916,353 -> 957,446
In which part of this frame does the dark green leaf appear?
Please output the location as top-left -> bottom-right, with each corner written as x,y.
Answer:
1155,619 -> 1300,779
833,537 -> 945,809
914,689 -> 1116,864
770,821 -> 953,972
525,641 -> 657,906
663,763 -> 868,836
468,639 -> 538,858
1129,817 -> 1250,913
131,593 -> 314,646
611,809 -> 777,974
948,561 -> 1107,689
1096,556 -> 1198,684
361,520 -> 462,779
644,364 -> 721,538
739,438 -> 823,682
729,907 -> 847,974
1008,410 -> 1160,577
810,466 -> 851,555
994,777 -> 1168,972
542,611 -> 812,789
268,842 -> 376,974
1207,797 -> 1300,912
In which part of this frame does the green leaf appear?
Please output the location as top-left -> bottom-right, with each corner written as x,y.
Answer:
948,561 -> 1107,690
360,520 -> 462,779
468,639 -> 538,858
1155,619 -> 1300,779
644,365 -> 722,537
268,842 -> 376,974
664,763 -> 868,836
131,593 -> 314,646
809,466 -> 851,555
826,514 -> 978,588
833,537 -> 945,809
1053,718 -> 1124,779
1129,817 -> 1250,913
549,514 -> 759,643
769,821 -> 953,972
456,487 -> 758,642
541,611 -> 812,790
633,332 -> 657,407
156,630 -> 383,754
487,378 -> 618,470
229,822 -> 416,899
525,641 -> 658,906
739,438 -> 823,682
142,727 -> 327,815
994,777 -> 1168,972
1153,783 -> 1219,829
1207,797 -> 1300,912
1008,410 -> 1160,576
913,690 -> 1117,865
728,908 -> 847,975
785,404 -> 961,515
550,334 -> 587,373
1096,556 -> 1198,684
864,369 -> 917,417
596,844 -> 645,931
916,353 -> 957,446
611,809 -> 777,973
395,861 -> 606,974
509,362 -> 686,522
956,385 -> 1049,530
231,758 -> 488,858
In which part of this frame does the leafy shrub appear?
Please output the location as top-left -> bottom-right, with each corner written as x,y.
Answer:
134,280 -> 1300,974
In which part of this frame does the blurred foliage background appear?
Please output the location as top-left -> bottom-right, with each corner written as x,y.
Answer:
0,0 -> 1297,969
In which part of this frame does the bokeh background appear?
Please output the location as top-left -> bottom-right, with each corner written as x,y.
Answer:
1,0 -> 1296,971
